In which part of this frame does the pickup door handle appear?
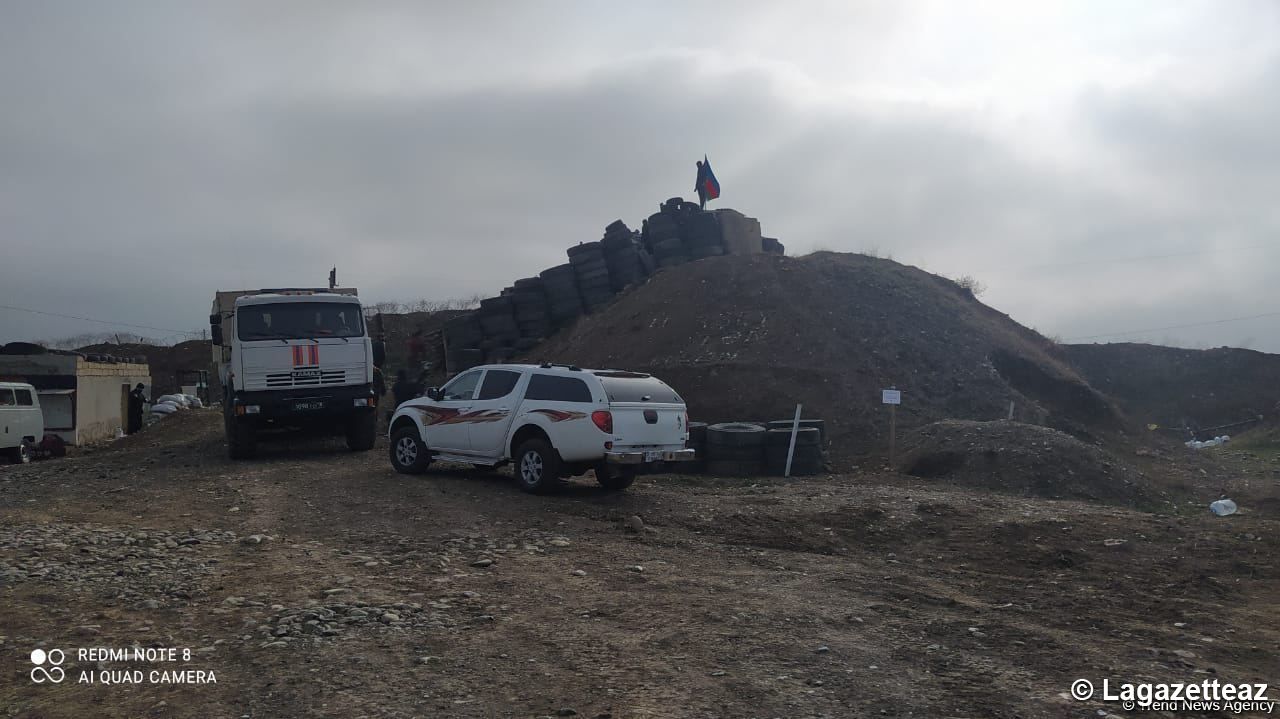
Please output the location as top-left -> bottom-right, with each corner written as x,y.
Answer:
498,407 -> 509,413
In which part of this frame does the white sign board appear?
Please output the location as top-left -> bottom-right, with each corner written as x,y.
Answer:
881,389 -> 902,405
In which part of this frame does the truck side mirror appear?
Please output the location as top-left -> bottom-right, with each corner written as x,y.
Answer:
209,313 -> 221,326
210,326 -> 222,344
371,340 -> 386,367
425,386 -> 440,401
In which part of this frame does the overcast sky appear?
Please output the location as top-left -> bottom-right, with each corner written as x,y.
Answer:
2,1 -> 1278,351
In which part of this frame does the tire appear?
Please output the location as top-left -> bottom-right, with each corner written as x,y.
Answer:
574,259 -> 609,275
595,463 -> 637,491
226,416 -> 257,460
764,427 -> 821,447
687,421 -> 708,447
10,441 -> 32,464
765,419 -> 826,445
601,234 -> 633,252
567,241 -> 603,259
514,438 -> 566,494
706,422 -> 767,447
479,296 -> 513,314
652,238 -> 684,254
345,412 -> 377,451
390,426 -> 432,474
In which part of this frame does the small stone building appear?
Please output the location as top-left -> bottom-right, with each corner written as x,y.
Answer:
0,345 -> 152,445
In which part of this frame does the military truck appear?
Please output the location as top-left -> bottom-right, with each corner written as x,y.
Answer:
210,288 -> 384,459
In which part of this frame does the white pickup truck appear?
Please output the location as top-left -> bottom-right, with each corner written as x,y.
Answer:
387,363 -> 695,492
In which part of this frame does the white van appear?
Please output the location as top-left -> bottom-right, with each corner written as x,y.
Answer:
0,382 -> 43,464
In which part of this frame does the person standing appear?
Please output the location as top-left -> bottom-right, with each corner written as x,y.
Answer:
407,329 -> 426,369
694,154 -> 721,210
127,383 -> 147,434
392,370 -> 421,408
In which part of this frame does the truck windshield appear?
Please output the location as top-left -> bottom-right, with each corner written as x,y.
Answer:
237,303 -> 365,340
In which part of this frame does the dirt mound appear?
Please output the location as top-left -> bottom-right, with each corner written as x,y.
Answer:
526,252 -> 1119,458
1065,343 -> 1280,433
898,420 -> 1153,506
77,339 -> 212,395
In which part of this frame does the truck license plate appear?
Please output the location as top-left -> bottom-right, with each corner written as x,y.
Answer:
644,450 -> 663,462
294,400 -> 325,411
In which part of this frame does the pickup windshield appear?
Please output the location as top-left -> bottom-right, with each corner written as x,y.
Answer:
237,302 -> 365,340
595,373 -> 682,403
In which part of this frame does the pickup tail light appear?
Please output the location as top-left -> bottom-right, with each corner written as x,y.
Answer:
591,410 -> 613,434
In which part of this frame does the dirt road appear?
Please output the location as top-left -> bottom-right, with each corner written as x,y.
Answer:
3,410 -> 1279,718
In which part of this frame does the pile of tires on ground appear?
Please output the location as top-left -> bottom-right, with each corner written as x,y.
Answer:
442,198 -> 783,372
685,419 -> 826,476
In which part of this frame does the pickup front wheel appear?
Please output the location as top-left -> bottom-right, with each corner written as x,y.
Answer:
514,439 -> 566,494
390,427 -> 432,474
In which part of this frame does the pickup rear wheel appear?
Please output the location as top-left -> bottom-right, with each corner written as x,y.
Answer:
514,439 -> 566,494
595,463 -> 637,491
390,426 -> 431,474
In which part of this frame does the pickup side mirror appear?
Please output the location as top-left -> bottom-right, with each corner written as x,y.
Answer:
210,326 -> 223,345
371,340 -> 386,367
209,313 -> 221,326
425,386 -> 440,401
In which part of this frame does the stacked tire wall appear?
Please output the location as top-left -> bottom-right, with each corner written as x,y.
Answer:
441,199 -> 784,373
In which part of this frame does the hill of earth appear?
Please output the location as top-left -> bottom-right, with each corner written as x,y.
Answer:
526,251 -> 1120,460
1064,343 -> 1280,434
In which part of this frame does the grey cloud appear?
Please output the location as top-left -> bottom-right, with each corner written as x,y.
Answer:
1,3 -> 1277,353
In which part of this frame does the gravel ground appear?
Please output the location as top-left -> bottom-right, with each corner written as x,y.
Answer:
3,409 -> 1279,718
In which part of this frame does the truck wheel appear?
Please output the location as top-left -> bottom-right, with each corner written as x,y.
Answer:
390,426 -> 431,474
595,463 -> 637,491
514,439 -> 566,494
346,412 -> 377,451
226,417 -> 257,460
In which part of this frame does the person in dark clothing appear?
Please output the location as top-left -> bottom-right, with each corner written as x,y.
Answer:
406,329 -> 426,368
126,383 -> 147,434
695,160 -> 708,209
391,370 -> 421,408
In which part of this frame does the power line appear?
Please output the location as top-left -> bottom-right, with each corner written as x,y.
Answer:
1065,311 -> 1280,342
0,303 -> 193,335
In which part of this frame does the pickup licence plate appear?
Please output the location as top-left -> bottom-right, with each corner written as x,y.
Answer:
644,450 -> 664,462
294,400 -> 325,411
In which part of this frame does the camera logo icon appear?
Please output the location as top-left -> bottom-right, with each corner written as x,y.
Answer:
30,648 -> 66,684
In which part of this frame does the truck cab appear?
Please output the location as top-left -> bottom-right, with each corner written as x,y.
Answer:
210,289 -> 381,458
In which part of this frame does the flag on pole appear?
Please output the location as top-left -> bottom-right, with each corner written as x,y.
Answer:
699,154 -> 721,201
